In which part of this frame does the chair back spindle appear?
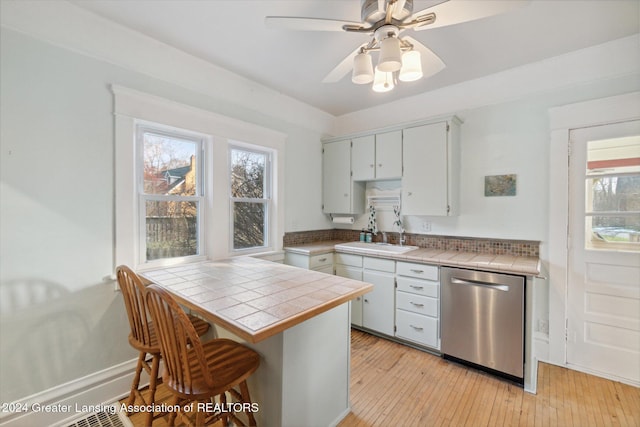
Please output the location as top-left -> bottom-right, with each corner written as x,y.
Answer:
146,284 -> 215,396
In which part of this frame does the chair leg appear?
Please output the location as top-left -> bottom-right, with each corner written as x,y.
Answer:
239,380 -> 257,426
167,395 -> 180,427
219,392 -> 230,426
143,353 -> 161,427
127,351 -> 146,408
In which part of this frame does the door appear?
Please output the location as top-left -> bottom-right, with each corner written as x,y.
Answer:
351,135 -> 375,181
402,122 -> 449,215
567,120 -> 640,384
322,140 -> 351,213
362,270 -> 395,336
336,264 -> 363,326
375,130 -> 402,179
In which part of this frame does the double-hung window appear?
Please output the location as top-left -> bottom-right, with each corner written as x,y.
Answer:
137,126 -> 205,263
229,145 -> 272,252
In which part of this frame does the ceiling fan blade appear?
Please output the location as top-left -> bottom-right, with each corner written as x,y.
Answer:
402,36 -> 446,79
411,0 -> 529,31
265,16 -> 362,32
393,0 -> 408,19
322,45 -> 365,83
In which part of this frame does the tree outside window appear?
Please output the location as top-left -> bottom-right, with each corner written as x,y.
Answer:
230,146 -> 271,250
140,130 -> 202,261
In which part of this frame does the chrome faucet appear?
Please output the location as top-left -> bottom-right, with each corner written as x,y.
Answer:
382,232 -> 388,244
399,230 -> 405,246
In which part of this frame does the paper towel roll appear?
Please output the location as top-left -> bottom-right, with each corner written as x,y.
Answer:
332,216 -> 355,224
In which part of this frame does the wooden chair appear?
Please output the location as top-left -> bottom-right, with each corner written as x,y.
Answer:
145,283 -> 260,427
116,265 -> 210,426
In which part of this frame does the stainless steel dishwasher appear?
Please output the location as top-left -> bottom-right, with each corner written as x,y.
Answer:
441,267 -> 525,383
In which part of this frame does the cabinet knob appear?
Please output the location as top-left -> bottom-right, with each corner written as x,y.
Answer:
364,299 -> 369,303
407,192 -> 412,196
344,193 -> 348,197
378,163 -> 382,167
370,164 -> 374,168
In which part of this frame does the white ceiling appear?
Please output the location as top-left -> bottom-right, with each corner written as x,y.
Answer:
70,0 -> 639,116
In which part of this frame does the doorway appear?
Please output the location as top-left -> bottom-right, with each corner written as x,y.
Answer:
567,120 -> 640,385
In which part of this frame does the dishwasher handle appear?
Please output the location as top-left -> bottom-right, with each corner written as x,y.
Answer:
450,277 -> 510,292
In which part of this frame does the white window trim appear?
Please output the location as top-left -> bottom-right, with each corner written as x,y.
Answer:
112,85 -> 286,270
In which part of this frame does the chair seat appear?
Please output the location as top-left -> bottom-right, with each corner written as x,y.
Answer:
128,314 -> 210,353
163,338 -> 260,400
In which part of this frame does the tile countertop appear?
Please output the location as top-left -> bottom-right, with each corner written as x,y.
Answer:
284,241 -> 542,277
139,256 -> 373,343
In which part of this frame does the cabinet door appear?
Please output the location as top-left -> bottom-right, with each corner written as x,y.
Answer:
375,130 -> 402,179
351,135 -> 375,181
402,122 -> 449,215
362,270 -> 395,336
322,140 -> 351,213
336,264 -> 364,326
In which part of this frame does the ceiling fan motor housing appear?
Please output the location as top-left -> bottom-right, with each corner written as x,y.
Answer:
361,0 -> 414,24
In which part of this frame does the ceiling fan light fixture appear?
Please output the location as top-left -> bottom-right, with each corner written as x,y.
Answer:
352,51 -> 374,84
377,36 -> 402,72
399,50 -> 423,82
372,69 -> 395,93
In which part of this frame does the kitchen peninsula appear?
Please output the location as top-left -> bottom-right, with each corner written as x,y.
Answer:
140,256 -> 372,427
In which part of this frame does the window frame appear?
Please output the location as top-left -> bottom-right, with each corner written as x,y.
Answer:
228,143 -> 274,254
135,124 -> 208,267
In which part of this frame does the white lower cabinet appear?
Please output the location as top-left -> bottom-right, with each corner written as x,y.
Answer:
335,253 -> 364,326
395,261 -> 440,350
362,257 -> 395,336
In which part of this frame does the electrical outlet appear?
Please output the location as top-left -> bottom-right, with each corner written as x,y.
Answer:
422,221 -> 431,232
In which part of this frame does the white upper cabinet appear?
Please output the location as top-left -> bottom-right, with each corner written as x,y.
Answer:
351,135 -> 375,180
322,139 -> 365,214
352,131 -> 402,181
402,118 -> 460,216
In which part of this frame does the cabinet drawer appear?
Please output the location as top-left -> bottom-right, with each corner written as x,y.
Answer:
395,310 -> 439,349
396,291 -> 438,317
309,253 -> 333,269
363,256 -> 395,273
335,265 -> 362,281
396,262 -> 438,281
396,277 -> 438,298
334,253 -> 363,267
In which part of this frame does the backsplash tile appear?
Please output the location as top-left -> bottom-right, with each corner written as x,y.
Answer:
283,230 -> 539,257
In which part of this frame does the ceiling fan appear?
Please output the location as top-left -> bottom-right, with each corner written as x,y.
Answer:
266,0 -> 528,92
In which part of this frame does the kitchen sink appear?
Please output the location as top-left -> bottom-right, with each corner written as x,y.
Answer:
335,241 -> 419,255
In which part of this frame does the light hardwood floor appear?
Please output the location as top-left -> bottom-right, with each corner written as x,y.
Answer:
121,329 -> 640,426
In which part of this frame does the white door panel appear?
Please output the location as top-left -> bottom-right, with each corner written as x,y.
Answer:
567,120 -> 640,385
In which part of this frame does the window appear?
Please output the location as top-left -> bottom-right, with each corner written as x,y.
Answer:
585,135 -> 640,250
113,85 -> 285,269
230,145 -> 272,251
137,126 -> 204,263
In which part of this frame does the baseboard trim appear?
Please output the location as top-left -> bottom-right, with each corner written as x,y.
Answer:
0,358 -> 137,427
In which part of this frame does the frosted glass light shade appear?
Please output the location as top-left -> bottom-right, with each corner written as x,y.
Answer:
399,50 -> 423,82
372,69 -> 394,92
377,37 -> 402,72
352,52 -> 374,84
